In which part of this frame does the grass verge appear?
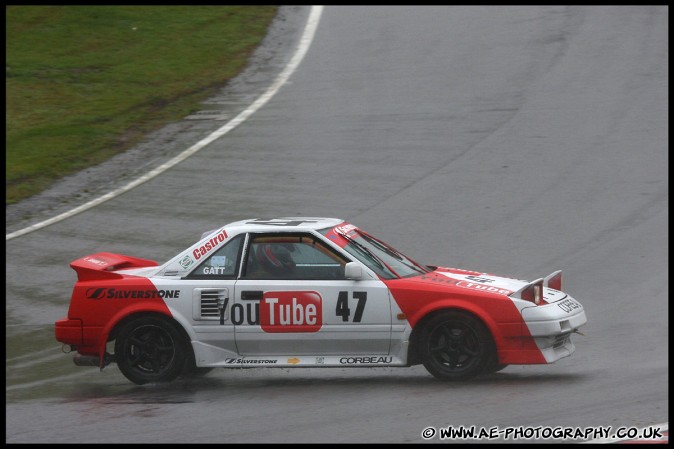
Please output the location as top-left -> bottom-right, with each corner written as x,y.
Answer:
6,5 -> 278,204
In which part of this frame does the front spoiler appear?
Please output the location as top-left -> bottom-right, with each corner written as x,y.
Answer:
521,296 -> 587,363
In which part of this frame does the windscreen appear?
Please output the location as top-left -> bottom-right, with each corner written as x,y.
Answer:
319,223 -> 431,279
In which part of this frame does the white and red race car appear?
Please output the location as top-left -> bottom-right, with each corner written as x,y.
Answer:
55,217 -> 587,385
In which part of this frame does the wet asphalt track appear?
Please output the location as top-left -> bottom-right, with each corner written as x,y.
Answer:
5,6 -> 668,443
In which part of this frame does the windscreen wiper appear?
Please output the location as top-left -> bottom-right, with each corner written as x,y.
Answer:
338,231 -> 388,272
360,232 -> 404,261
358,231 -> 429,274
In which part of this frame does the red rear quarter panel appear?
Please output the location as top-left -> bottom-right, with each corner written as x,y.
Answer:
62,277 -> 173,358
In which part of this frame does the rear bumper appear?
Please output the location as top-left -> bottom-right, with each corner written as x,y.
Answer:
54,317 -> 101,356
55,317 -> 83,345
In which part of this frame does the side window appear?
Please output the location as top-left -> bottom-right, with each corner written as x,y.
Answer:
186,234 -> 244,279
244,234 -> 348,280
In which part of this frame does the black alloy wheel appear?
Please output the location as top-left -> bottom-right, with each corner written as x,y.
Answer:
115,316 -> 187,385
420,311 -> 492,381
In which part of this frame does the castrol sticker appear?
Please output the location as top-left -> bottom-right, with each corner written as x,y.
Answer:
193,229 -> 228,260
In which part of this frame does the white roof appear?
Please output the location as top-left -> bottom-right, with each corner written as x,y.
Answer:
223,217 -> 345,233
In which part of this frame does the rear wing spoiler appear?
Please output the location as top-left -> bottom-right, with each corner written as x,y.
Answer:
70,252 -> 158,281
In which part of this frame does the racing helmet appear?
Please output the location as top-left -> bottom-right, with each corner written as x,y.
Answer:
256,243 -> 296,272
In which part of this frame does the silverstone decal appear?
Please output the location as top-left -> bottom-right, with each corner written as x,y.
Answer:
224,358 -> 277,365
339,356 -> 393,365
260,291 -> 323,333
193,229 -> 228,260
86,288 -> 180,300
335,291 -> 368,322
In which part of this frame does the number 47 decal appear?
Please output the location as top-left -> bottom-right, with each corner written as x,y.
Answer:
336,291 -> 367,322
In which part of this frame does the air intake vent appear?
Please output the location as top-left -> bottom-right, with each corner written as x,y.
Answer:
553,334 -> 570,349
192,288 -> 228,320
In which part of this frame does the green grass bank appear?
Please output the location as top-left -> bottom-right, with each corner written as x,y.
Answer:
6,6 -> 278,204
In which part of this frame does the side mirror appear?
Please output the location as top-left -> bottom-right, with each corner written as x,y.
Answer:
345,262 -> 364,280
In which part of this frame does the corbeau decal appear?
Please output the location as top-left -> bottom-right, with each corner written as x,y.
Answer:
260,291 -> 323,333
340,356 -> 393,365
193,229 -> 228,260
557,298 -> 582,313
85,288 -> 180,300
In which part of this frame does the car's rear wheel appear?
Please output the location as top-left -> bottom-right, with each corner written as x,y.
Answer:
115,316 -> 187,385
419,311 -> 492,381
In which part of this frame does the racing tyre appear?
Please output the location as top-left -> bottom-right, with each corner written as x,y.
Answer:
115,316 -> 188,385
487,364 -> 509,373
484,345 -> 508,373
181,352 -> 214,378
419,311 -> 492,381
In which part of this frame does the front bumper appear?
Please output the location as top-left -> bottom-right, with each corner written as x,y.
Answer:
521,295 -> 587,363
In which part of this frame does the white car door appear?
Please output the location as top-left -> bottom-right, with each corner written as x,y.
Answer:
233,233 -> 392,356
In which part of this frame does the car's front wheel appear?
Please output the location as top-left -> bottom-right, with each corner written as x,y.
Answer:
484,350 -> 509,374
419,311 -> 492,381
115,316 -> 187,385
181,351 -> 214,378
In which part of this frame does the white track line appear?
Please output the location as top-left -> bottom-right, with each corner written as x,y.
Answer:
6,6 -> 323,242
6,370 -> 97,392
